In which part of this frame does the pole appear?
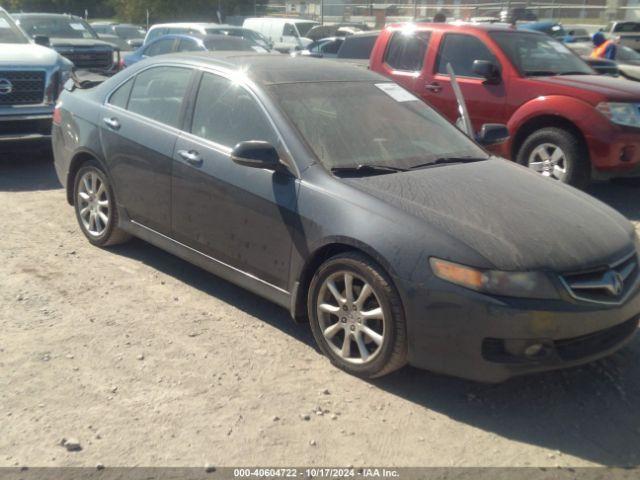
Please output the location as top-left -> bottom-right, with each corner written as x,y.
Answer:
146,9 -> 149,30
320,0 -> 324,25
413,0 -> 417,19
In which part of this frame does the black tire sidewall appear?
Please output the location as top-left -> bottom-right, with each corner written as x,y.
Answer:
307,254 -> 403,378
73,162 -> 117,247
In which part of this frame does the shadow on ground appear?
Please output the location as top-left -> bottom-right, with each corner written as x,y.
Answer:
588,180 -> 640,222
0,149 -> 61,192
5,155 -> 640,466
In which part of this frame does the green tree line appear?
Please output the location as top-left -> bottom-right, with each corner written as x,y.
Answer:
0,0 -> 269,24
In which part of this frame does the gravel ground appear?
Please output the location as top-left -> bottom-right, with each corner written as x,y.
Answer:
1,152 -> 640,468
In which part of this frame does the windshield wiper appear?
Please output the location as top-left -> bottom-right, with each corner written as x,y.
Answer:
330,164 -> 407,176
408,157 -> 487,170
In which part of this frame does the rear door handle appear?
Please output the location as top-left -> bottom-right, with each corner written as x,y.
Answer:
178,149 -> 202,167
103,117 -> 120,130
425,82 -> 442,93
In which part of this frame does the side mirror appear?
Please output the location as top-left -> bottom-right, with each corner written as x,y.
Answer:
472,60 -> 500,83
476,124 -> 509,146
231,141 -> 283,171
34,35 -> 50,47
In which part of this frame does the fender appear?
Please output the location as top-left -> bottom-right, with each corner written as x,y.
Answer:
506,95 -> 603,156
66,146 -> 113,205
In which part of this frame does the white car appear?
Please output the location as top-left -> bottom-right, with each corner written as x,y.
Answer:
243,17 -> 318,52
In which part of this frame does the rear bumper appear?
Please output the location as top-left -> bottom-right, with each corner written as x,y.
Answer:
0,111 -> 53,143
402,277 -> 640,383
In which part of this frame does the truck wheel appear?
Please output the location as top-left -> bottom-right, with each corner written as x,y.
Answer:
516,127 -> 590,189
73,160 -> 131,247
307,252 -> 407,378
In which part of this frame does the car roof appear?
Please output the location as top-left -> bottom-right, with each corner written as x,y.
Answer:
388,21 -> 539,34
13,12 -> 81,18
149,22 -> 221,29
245,17 -> 318,24
143,51 -> 384,85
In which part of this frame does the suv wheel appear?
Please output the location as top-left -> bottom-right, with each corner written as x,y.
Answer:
307,252 -> 407,378
516,127 -> 590,189
73,161 -> 131,247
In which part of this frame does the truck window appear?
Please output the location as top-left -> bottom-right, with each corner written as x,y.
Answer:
337,34 -> 378,59
436,34 -> 496,78
384,31 -> 430,71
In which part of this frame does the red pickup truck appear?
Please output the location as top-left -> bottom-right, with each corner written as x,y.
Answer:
369,23 -> 640,187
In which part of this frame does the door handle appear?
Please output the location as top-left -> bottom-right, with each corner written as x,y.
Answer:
425,82 -> 442,93
103,117 -> 120,130
178,149 -> 202,167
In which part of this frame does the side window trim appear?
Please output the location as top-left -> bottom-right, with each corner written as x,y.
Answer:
434,33 -> 500,78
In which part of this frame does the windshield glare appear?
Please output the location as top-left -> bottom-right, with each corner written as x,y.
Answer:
491,31 -> 593,76
270,82 -> 488,171
17,16 -> 98,39
0,11 -> 29,43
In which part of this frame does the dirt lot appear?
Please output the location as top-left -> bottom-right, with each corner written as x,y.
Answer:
1,151 -> 640,468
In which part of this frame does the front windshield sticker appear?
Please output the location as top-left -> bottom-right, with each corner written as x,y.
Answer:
549,41 -> 570,53
70,23 -> 86,30
375,83 -> 419,102
0,18 -> 10,28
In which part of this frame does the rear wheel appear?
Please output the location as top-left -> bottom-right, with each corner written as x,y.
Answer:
516,127 -> 590,189
73,161 -> 130,247
307,252 -> 407,378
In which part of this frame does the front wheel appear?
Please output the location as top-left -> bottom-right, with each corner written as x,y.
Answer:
516,127 -> 590,189
307,252 -> 407,378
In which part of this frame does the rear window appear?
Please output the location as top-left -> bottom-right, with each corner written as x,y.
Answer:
384,31 -> 430,71
337,34 -> 378,59
613,22 -> 640,33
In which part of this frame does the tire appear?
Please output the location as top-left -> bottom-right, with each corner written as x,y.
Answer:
307,252 -> 407,378
73,160 -> 131,247
516,127 -> 590,189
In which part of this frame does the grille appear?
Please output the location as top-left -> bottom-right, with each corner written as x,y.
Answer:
555,317 -> 639,361
560,251 -> 639,304
0,70 -> 45,105
62,50 -> 113,70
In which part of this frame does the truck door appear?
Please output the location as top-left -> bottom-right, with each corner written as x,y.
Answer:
419,32 -> 506,131
375,29 -> 432,94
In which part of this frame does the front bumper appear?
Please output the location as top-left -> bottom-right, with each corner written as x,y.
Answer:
0,109 -> 53,143
586,123 -> 640,175
402,278 -> 640,383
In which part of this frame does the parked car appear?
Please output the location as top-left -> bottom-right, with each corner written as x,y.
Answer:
91,22 -> 145,51
13,13 -> 118,73
306,24 -> 361,42
53,53 -> 639,382
243,17 -> 318,52
369,23 -> 640,187
122,34 -> 270,68
0,7 -> 72,146
335,30 -> 380,59
602,21 -> 640,52
144,22 -> 271,50
299,37 -> 345,58
518,21 -> 566,40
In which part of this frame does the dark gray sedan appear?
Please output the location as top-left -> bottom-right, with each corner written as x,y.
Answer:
52,53 -> 640,382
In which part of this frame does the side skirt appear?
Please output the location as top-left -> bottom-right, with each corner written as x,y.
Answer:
119,216 -> 292,311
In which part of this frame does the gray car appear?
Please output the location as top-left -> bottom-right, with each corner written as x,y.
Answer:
52,53 -> 640,382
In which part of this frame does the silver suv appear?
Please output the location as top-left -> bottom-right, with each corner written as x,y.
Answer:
0,7 -> 72,145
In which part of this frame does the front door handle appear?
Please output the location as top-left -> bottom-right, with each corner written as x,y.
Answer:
425,82 -> 442,93
178,149 -> 202,167
103,117 -> 120,130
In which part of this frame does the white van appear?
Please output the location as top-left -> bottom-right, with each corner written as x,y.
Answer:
242,17 -> 318,52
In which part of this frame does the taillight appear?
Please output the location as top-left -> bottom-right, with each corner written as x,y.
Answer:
118,58 -> 125,70
52,102 -> 62,126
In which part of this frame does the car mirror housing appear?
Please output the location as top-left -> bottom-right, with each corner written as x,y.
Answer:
476,124 -> 509,146
34,35 -> 50,47
231,141 -> 284,171
472,60 -> 500,83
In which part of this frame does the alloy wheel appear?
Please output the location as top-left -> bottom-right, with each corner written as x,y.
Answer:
528,143 -> 568,181
316,271 -> 386,364
77,170 -> 110,237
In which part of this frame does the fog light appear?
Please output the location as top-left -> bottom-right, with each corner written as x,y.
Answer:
524,343 -> 544,357
620,145 -> 636,163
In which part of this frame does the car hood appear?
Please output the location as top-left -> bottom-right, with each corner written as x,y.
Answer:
344,158 -> 634,272
50,38 -> 114,49
0,42 -> 61,66
531,74 -> 640,102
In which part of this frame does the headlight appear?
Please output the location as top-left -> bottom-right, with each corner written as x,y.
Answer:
429,258 -> 559,299
597,102 -> 640,128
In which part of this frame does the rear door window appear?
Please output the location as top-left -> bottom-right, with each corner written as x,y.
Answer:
190,72 -> 278,148
177,38 -> 201,52
127,66 -> 192,128
384,31 -> 430,71
436,33 -> 497,77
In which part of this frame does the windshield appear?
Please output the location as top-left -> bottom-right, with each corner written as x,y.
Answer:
295,22 -> 317,37
203,36 -> 267,52
613,22 -> 640,33
491,31 -> 593,76
0,10 -> 29,43
269,82 -> 488,171
114,25 -> 144,39
205,27 -> 270,49
17,15 -> 98,39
